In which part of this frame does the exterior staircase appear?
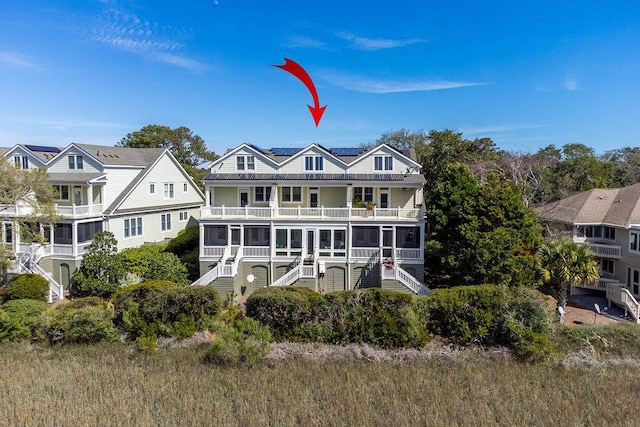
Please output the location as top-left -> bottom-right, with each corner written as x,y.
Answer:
605,283 -> 640,323
191,247 -> 241,286
381,263 -> 430,295
271,255 -> 317,287
13,245 -> 64,303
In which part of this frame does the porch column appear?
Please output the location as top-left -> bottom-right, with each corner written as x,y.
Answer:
205,185 -> 211,207
87,184 -> 93,208
199,224 -> 205,256
416,187 -> 424,207
72,223 -> 78,257
346,185 -> 353,208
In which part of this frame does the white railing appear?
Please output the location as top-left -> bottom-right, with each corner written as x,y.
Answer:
191,265 -> 221,286
396,265 -> 430,296
575,277 -> 620,290
0,204 -> 33,216
606,283 -> 640,322
395,248 -> 422,260
15,255 -> 64,303
301,264 -> 315,278
381,264 -> 396,280
587,243 -> 621,258
202,246 -> 225,257
351,248 -> 379,259
55,203 -> 104,217
271,264 -> 301,287
244,246 -> 270,257
200,205 -> 422,221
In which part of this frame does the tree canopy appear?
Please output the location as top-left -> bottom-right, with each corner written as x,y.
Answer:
117,125 -> 218,184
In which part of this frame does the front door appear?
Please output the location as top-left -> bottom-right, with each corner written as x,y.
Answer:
306,229 -> 315,257
240,191 -> 249,207
73,187 -> 83,205
380,191 -> 389,209
310,189 -> 319,208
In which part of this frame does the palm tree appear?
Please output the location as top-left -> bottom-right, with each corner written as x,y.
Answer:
538,239 -> 600,309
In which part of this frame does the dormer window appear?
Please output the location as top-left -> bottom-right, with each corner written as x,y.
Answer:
236,155 -> 255,171
14,156 -> 28,169
305,156 -> 324,171
374,155 -> 393,171
68,155 -> 83,170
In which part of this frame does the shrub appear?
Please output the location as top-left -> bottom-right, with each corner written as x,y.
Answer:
245,287 -> 326,340
118,245 -> 189,285
113,282 -> 220,340
420,284 -> 552,359
164,226 -> 200,281
246,287 -> 431,348
40,297 -> 118,344
0,299 -> 49,340
204,317 -> 272,367
5,274 -> 49,302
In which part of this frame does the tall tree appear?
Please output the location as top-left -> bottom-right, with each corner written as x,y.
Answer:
117,125 -> 218,184
602,147 -> 640,187
537,239 -> 599,308
425,164 -> 541,287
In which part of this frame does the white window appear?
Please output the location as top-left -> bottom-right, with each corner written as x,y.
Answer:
14,156 -> 28,170
124,217 -> 143,238
149,183 -> 156,195
161,213 -> 172,231
246,156 -> 255,170
164,183 -> 174,199
629,267 -> 640,295
53,185 -> 69,201
236,155 -> 255,171
354,187 -> 374,203
601,258 -> 614,275
604,226 -> 616,240
374,155 -> 393,171
183,182 -> 188,192
68,155 -> 83,170
255,186 -> 272,202
304,156 -> 324,171
630,231 -> 640,253
179,211 -> 189,222
281,186 -> 302,202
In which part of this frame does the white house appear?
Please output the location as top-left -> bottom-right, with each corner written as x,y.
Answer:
193,143 -> 429,297
1,143 -> 205,301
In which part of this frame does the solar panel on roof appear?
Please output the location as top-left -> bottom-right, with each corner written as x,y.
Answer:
24,144 -> 61,153
271,147 -> 302,156
331,147 -> 364,156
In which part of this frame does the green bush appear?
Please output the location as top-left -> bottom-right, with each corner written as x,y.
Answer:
113,282 -> 220,340
5,274 -> 49,302
246,287 -> 431,348
246,287 -> 326,340
164,226 -> 200,281
204,317 -> 272,367
118,245 -> 189,285
0,299 -> 49,340
420,284 -> 552,359
40,297 -> 118,344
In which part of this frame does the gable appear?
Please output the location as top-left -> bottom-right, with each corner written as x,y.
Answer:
3,145 -> 47,169
211,144 -> 278,174
348,145 -> 420,174
46,146 -> 102,173
279,146 -> 346,173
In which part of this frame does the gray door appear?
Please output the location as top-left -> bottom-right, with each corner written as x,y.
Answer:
60,263 -> 70,287
325,266 -> 346,292
251,265 -> 268,289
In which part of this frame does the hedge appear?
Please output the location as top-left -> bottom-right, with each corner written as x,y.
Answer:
5,274 -> 49,302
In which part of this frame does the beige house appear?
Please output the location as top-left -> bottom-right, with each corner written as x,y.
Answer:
1,143 -> 204,301
193,143 -> 429,298
538,184 -> 640,321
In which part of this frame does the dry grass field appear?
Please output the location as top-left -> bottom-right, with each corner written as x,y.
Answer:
1,337 -> 639,427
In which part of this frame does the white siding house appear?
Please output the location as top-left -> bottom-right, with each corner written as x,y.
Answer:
194,143 -> 429,298
1,143 -> 205,301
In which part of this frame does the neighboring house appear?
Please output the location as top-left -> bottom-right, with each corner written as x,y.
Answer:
537,184 -> 640,321
1,143 -> 205,301
193,143 -> 429,297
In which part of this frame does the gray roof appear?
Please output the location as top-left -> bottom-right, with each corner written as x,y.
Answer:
537,183 -> 640,227
246,144 -> 418,165
74,143 -> 165,167
47,172 -> 106,183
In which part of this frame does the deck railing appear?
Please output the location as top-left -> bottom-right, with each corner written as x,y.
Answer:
200,205 -> 423,221
606,283 -> 640,322
55,203 -> 104,217
586,243 -> 622,258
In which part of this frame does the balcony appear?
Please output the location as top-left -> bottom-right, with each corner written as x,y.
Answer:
586,243 -> 621,259
200,206 -> 423,222
55,203 -> 104,218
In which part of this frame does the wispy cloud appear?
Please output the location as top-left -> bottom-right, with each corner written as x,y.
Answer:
563,76 -> 580,91
91,9 -> 210,72
462,124 -> 547,135
0,51 -> 42,70
0,115 -> 132,130
283,35 -> 327,50
336,32 -> 425,51
321,71 -> 485,94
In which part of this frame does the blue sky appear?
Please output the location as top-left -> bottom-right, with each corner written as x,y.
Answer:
1,1 -> 639,155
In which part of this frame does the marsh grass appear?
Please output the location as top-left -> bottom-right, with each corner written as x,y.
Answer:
1,338 -> 639,426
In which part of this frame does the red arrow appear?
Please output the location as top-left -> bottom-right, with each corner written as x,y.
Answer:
274,58 -> 327,127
